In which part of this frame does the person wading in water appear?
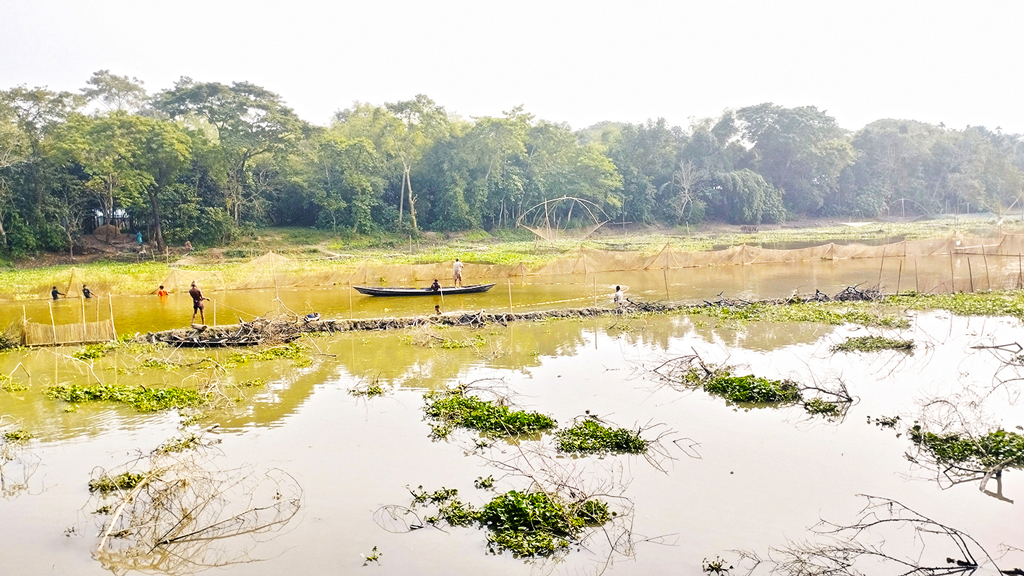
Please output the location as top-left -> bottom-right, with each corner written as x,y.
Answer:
189,281 -> 209,326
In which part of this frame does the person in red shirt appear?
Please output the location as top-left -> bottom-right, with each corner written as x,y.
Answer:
157,285 -> 169,298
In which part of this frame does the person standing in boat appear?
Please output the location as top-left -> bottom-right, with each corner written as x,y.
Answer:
453,258 -> 464,288
189,280 -> 208,326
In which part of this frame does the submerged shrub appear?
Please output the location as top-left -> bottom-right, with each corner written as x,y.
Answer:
423,387 -> 556,438
803,398 -> 840,416
686,368 -> 802,405
88,471 -> 146,493
555,419 -> 648,454
831,336 -> 914,353
910,425 -> 1024,470
45,383 -> 205,412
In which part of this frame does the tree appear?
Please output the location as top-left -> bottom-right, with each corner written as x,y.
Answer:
81,70 -> 148,112
154,79 -> 306,225
384,95 -> 450,232
737,103 -> 854,214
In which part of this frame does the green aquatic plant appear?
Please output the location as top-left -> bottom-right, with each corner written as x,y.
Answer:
803,398 -> 841,416
909,426 -> 1024,470
88,471 -> 146,493
1,376 -> 29,393
682,301 -> 910,328
350,383 -> 387,398
887,291 -> 1024,320
685,368 -> 802,405
155,434 -> 203,454
226,342 -> 307,366
238,378 -> 266,388
45,383 -> 205,412
831,336 -> 914,353
411,486 -> 613,557
139,358 -> 179,370
3,429 -> 32,443
555,419 -> 649,455
423,387 -> 556,439
73,342 -> 120,360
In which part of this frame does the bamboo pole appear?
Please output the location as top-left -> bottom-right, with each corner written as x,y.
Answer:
81,293 -> 86,342
877,246 -> 886,288
22,305 -> 27,346
914,257 -> 920,293
896,260 -> 903,296
213,299 -> 217,327
1019,253 -> 1023,289
949,250 -> 955,293
968,257 -> 975,293
349,282 -> 354,319
593,277 -> 597,307
48,301 -> 57,345
108,294 -> 116,340
664,267 -> 670,302
507,278 -> 513,313
982,244 -> 991,290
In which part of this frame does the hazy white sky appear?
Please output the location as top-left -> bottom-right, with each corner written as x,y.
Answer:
2,0 -> 1022,133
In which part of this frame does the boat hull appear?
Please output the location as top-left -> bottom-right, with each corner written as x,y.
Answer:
353,283 -> 496,297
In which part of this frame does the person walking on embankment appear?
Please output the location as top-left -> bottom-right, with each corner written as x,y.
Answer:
189,281 -> 209,326
453,258 -> 464,288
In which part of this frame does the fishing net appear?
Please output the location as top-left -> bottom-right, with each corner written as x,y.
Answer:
22,319 -> 114,346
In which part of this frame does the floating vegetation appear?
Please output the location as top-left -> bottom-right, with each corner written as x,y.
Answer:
139,358 -> 179,371
831,335 -> 915,353
684,367 -> 802,405
1,376 -> 28,393
237,378 -> 266,388
155,434 -> 203,454
887,291 -> 1024,320
868,415 -> 902,430
422,385 -> 556,439
682,301 -> 910,329
89,471 -> 146,493
803,398 -> 840,416
409,486 -> 613,557
45,383 -> 205,412
474,475 -> 495,489
362,545 -> 382,566
909,425 -> 1024,470
3,429 -> 32,443
73,342 -> 119,360
350,382 -> 387,398
226,342 -> 307,367
400,328 -> 486,350
555,419 -> 649,455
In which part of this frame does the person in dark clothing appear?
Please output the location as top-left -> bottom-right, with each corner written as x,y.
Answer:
82,285 -> 92,299
51,286 -> 64,300
188,281 -> 208,325
430,279 -> 441,291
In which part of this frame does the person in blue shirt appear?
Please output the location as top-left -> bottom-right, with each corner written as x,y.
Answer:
51,286 -> 64,300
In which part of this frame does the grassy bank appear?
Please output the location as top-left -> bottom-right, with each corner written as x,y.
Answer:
1,217 -> 1021,300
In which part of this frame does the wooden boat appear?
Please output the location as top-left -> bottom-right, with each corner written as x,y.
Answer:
353,283 -> 496,297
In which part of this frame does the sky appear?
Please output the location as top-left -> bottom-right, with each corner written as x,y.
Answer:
2,0 -> 1022,133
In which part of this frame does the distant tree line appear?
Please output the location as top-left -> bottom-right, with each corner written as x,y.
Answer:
1,71 -> 1022,256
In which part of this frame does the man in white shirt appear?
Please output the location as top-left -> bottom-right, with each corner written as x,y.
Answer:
613,285 -> 625,307
453,258 -> 464,287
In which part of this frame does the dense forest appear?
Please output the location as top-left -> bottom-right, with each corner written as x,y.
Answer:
1,71 -> 1022,256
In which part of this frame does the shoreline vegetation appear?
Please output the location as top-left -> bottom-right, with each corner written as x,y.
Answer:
1,219 -> 1022,299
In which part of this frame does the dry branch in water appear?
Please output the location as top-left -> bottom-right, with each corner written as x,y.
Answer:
88,432 -> 301,575
734,495 -> 1021,576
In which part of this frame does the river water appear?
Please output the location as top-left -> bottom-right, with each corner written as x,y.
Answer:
1,256 -> 1024,575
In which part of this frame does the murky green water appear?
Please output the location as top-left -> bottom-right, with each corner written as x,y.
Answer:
4,254 -> 1024,574
2,307 -> 1023,575
6,254 -> 1023,337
